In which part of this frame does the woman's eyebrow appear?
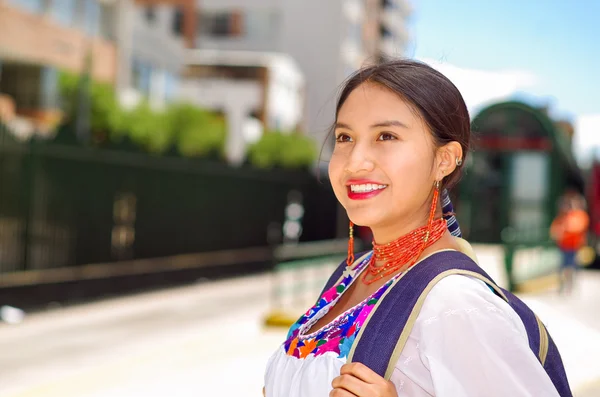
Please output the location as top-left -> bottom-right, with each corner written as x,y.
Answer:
370,120 -> 409,129
334,122 -> 353,130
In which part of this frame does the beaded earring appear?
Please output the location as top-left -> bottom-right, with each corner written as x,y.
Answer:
347,221 -> 355,266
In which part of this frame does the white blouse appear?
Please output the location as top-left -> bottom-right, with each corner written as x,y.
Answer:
264,273 -> 560,396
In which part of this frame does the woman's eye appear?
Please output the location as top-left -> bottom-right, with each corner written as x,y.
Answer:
377,132 -> 397,141
335,134 -> 352,143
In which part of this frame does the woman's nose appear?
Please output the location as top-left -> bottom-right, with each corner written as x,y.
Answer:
344,144 -> 375,174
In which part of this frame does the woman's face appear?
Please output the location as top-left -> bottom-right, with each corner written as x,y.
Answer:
328,82 -> 443,242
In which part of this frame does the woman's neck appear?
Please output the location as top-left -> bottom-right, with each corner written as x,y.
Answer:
371,207 -> 443,245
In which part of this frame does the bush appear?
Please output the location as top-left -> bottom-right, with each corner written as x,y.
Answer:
248,131 -> 316,170
168,103 -> 226,158
121,102 -> 173,154
58,72 -> 226,157
58,71 -> 124,142
57,71 -> 314,170
90,82 -> 125,139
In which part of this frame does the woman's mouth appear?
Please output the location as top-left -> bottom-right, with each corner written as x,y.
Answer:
347,183 -> 388,200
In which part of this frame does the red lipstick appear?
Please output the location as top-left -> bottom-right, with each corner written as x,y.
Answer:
346,179 -> 387,200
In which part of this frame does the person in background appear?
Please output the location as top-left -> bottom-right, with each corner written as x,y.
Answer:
550,191 -> 590,294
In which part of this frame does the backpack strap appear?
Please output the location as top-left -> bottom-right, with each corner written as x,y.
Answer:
347,250 -> 546,379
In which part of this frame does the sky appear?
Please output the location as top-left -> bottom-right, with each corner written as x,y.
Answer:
406,0 -> 600,166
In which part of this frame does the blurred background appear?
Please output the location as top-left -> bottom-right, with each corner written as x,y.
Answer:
0,0 -> 599,396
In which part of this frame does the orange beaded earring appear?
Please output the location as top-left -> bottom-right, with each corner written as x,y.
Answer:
426,180 -> 442,241
347,221 -> 355,266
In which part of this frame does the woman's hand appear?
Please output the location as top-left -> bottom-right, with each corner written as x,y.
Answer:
330,363 -> 398,397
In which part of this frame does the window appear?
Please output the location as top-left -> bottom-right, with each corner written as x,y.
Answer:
0,64 -> 43,109
132,59 -> 152,96
213,13 -> 232,36
164,72 -> 179,102
7,0 -> 43,14
172,7 -> 184,36
199,11 -> 243,37
145,6 -> 156,23
199,9 -> 280,39
83,0 -> 100,36
379,24 -> 392,38
244,9 -> 279,39
40,66 -> 59,109
51,0 -> 76,27
381,0 -> 395,9
99,2 -> 116,41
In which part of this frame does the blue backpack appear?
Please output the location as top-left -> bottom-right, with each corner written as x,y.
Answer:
320,250 -> 572,397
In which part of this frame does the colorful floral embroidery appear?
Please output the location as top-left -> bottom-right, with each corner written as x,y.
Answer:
283,253 -> 399,359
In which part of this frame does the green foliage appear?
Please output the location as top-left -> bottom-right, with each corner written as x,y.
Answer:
168,103 -> 226,158
248,131 -> 317,170
57,71 -> 226,157
89,82 -> 125,138
57,71 -> 79,116
280,133 -> 318,169
121,102 -> 173,154
58,70 -> 124,141
57,71 -> 313,170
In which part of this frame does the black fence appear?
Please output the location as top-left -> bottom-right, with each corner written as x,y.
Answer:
0,125 -> 338,279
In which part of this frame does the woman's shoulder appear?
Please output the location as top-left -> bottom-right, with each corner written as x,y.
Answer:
418,273 -> 526,335
425,273 -> 496,305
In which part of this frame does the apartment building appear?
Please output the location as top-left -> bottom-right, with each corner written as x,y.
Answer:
0,0 -> 197,136
195,0 -> 412,144
0,0 -> 116,134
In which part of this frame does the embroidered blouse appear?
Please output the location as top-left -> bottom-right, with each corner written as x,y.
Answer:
264,250 -> 560,396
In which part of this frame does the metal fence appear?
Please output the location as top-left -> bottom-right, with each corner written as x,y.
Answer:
0,124 -> 338,279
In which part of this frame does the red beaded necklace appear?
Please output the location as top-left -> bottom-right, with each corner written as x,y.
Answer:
361,186 -> 447,285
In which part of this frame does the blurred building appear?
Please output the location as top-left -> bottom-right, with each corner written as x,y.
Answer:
0,0 -> 116,135
116,0 -> 196,110
0,0 -> 198,139
182,50 -> 305,164
195,0 -> 412,145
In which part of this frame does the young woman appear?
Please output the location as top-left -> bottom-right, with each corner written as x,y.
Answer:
263,59 -> 563,396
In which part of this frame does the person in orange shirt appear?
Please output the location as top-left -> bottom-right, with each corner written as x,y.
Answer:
550,192 -> 590,294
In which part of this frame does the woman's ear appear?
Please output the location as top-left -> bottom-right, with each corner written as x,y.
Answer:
435,142 -> 463,180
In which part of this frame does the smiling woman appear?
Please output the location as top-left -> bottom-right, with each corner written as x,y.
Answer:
263,59 -> 571,397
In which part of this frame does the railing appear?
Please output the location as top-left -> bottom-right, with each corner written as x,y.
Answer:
0,123 -> 339,277
501,226 -> 562,292
264,239 -> 364,327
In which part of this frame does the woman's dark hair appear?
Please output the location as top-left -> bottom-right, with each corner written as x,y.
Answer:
334,58 -> 471,189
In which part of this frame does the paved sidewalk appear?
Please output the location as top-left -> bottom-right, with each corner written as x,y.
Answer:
1,268 -> 599,396
519,271 -> 600,397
